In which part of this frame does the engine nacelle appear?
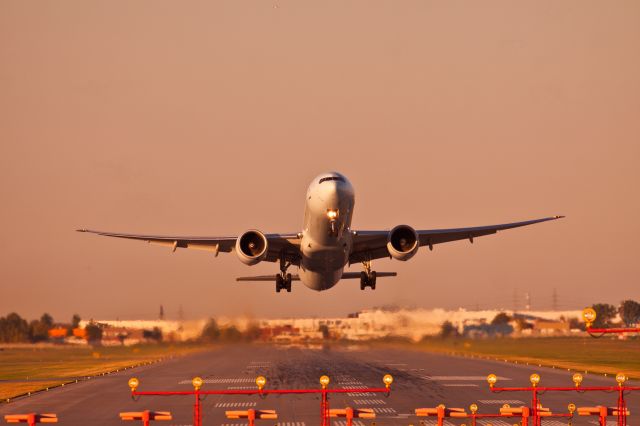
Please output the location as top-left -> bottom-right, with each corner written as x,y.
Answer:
235,230 -> 269,265
387,225 -> 419,261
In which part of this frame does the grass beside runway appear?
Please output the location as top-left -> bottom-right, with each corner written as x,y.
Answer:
0,343 -> 207,401
414,337 -> 640,379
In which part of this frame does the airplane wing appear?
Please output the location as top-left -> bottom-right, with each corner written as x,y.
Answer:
76,229 -> 301,263
349,216 -> 564,264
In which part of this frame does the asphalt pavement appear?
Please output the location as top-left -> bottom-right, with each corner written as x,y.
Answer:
0,344 -> 636,426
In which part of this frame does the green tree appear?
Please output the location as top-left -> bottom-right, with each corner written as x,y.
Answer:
319,324 -> 330,339
440,321 -> 459,338
244,323 -> 262,341
28,314 -> 55,342
0,313 -> 29,343
220,325 -> 242,342
491,312 -> 511,326
592,303 -> 617,328
619,300 -> 640,326
201,318 -> 220,342
85,322 -> 103,345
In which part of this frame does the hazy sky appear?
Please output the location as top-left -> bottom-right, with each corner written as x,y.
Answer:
1,1 -> 639,322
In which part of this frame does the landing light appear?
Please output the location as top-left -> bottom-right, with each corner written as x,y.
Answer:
383,374 -> 394,388
582,308 -> 596,327
320,375 -> 330,389
128,377 -> 139,392
192,376 -> 203,391
530,373 -> 540,387
487,374 -> 498,388
326,210 -> 338,220
572,373 -> 583,387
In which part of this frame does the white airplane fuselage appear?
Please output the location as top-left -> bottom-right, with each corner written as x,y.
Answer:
299,173 -> 355,291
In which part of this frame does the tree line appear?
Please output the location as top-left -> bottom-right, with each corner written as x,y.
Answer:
0,312 -> 81,343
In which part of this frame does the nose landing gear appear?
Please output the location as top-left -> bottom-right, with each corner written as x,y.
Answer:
360,261 -> 377,290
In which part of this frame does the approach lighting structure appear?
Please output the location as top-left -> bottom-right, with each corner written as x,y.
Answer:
383,374 -> 394,389
529,373 -> 540,387
192,377 -> 203,391
572,373 -> 583,387
582,308 -> 596,327
128,377 -> 140,392
487,374 -> 498,388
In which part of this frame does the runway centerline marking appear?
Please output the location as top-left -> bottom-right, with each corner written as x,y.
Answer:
442,383 -> 479,387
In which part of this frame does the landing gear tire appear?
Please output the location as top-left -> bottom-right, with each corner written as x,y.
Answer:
285,273 -> 292,292
360,271 -> 377,290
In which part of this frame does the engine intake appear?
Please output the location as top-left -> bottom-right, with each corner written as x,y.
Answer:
236,230 -> 268,265
387,225 -> 419,261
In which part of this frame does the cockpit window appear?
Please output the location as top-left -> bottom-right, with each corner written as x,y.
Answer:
319,176 -> 345,184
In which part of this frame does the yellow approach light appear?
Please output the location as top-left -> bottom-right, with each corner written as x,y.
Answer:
530,374 -> 541,387
469,404 -> 478,414
572,373 -> 583,387
192,376 -> 203,391
582,308 -> 596,327
568,403 -> 576,414
256,376 -> 267,390
616,373 -> 627,386
320,375 -> 330,389
383,374 -> 394,388
128,377 -> 139,392
487,374 -> 498,388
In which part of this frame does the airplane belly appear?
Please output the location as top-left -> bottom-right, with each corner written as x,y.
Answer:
299,241 -> 347,291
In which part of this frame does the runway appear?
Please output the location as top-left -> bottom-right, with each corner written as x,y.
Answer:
0,344 -> 636,425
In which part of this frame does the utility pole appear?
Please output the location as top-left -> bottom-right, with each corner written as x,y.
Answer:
159,305 -> 165,321
552,288 -> 558,311
525,292 -> 531,311
513,289 -> 519,312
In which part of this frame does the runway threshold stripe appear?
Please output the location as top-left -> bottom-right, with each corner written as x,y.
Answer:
442,383 -> 479,387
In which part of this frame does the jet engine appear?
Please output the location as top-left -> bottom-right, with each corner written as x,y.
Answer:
387,225 -> 419,261
236,230 -> 269,265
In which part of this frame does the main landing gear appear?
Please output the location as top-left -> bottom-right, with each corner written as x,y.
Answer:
360,260 -> 377,290
276,257 -> 292,293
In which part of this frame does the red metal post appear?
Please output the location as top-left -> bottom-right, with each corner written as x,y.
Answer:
345,407 -> 353,426
26,414 -> 36,426
521,406 -> 529,426
531,388 -> 540,426
247,409 -> 256,426
141,411 -> 150,426
436,405 -> 444,426
193,390 -> 201,426
321,389 -> 330,426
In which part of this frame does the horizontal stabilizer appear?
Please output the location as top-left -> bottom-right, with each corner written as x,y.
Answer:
342,272 -> 397,279
236,275 -> 301,282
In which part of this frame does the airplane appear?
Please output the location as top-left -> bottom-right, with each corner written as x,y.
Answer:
78,172 -> 564,293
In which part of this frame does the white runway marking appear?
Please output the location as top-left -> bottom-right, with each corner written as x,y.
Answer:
478,420 -> 513,426
179,378 -> 255,384
442,383 -> 479,387
332,421 -> 365,426
478,399 -> 525,405
215,402 -> 257,408
274,423 -> 306,426
352,399 -> 386,405
226,386 -> 258,390
372,407 -> 397,414
423,376 -> 511,381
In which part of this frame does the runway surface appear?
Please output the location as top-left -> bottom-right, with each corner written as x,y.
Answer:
1,344 -> 637,426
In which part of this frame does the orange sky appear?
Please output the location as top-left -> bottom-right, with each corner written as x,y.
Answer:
1,1 -> 639,321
